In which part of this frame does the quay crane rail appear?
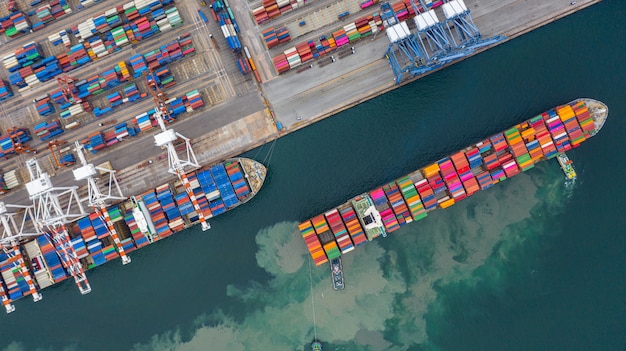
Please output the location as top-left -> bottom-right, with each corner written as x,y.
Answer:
0,202 -> 42,313
72,141 -> 131,265
146,71 -> 211,231
25,158 -> 91,295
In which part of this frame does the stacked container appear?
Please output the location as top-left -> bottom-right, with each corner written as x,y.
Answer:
299,220 -> 328,266
397,176 -> 427,221
124,211 -> 150,248
156,184 -> 185,232
33,120 -> 64,141
338,205 -> 368,246
544,109 -> 571,153
324,209 -> 354,254
369,188 -> 400,233
383,182 -> 412,225
35,235 -> 68,283
0,250 -> 33,300
0,80 -> 13,101
225,161 -> 251,200
0,128 -> 32,158
312,215 -> 341,260
142,189 -> 173,239
557,105 -> 586,147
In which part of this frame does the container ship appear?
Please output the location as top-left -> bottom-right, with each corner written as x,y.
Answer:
299,98 -> 608,266
0,157 -> 265,313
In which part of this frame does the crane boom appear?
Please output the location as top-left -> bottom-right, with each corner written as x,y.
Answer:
73,142 -> 131,264
0,202 -> 47,312
25,158 -> 92,295
147,71 -> 211,231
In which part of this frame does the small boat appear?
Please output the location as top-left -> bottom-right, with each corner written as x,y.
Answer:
331,257 -> 345,290
310,339 -> 323,351
557,152 -> 576,180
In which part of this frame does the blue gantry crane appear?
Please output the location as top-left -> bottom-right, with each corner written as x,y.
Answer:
441,0 -> 505,51
381,2 -> 441,84
408,0 -> 453,59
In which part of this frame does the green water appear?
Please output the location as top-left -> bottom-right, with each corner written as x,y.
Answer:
1,1 -> 624,350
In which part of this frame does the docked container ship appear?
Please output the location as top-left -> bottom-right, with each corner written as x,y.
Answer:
299,98 -> 608,266
0,158 -> 265,312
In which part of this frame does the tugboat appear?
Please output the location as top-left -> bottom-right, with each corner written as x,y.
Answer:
331,257 -> 345,290
310,339 -> 323,351
557,153 -> 577,180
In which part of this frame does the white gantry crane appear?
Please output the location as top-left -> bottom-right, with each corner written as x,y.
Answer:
72,142 -> 131,264
147,71 -> 210,231
0,202 -> 42,313
24,158 -> 91,295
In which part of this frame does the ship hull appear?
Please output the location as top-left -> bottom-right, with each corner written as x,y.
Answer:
299,99 -> 608,266
0,158 -> 266,310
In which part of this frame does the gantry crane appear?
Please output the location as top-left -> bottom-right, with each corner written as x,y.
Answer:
380,2 -> 438,84
57,75 -> 81,104
6,127 -> 35,155
24,158 -> 91,295
409,0 -> 454,59
146,71 -> 210,231
441,0 -> 505,50
48,139 -> 76,168
72,141 -> 131,264
0,202 -> 42,313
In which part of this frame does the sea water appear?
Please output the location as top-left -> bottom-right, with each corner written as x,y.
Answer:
1,1 -> 624,350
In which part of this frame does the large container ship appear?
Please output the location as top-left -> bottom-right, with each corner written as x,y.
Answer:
299,98 -> 608,266
0,157 -> 265,312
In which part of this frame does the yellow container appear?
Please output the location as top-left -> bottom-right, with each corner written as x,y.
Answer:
440,198 -> 455,209
423,164 -> 440,178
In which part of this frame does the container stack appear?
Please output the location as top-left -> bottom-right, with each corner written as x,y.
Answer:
262,27 -> 290,48
142,189 -> 173,239
383,182 -> 412,225
370,188 -> 400,233
252,0 -> 306,24
298,220 -> 328,266
135,112 -> 153,131
397,176 -> 427,221
124,82 -> 141,102
0,251 -> 24,301
544,110 -> 570,153
1,12 -> 31,38
0,80 -> 13,101
312,215 -> 341,260
218,13 -> 241,52
130,54 -> 148,78
36,236 -> 68,283
211,164 -> 239,207
556,105 -> 585,148
124,211 -> 150,248
225,161 -> 250,200
324,209 -> 354,254
156,185 -> 185,232
272,53 -> 289,74
295,42 -> 312,63
415,178 -> 437,210
451,151 -> 479,196
0,128 -> 32,158
571,102 -> 596,136
3,170 -> 21,190
83,132 -> 106,154
33,120 -> 64,141
338,206 -> 368,246
184,90 -> 204,111
76,217 -> 105,267
439,158 -> 466,202
186,171 -> 212,220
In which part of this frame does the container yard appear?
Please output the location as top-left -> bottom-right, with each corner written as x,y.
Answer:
299,99 -> 608,266
0,0 -> 603,313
